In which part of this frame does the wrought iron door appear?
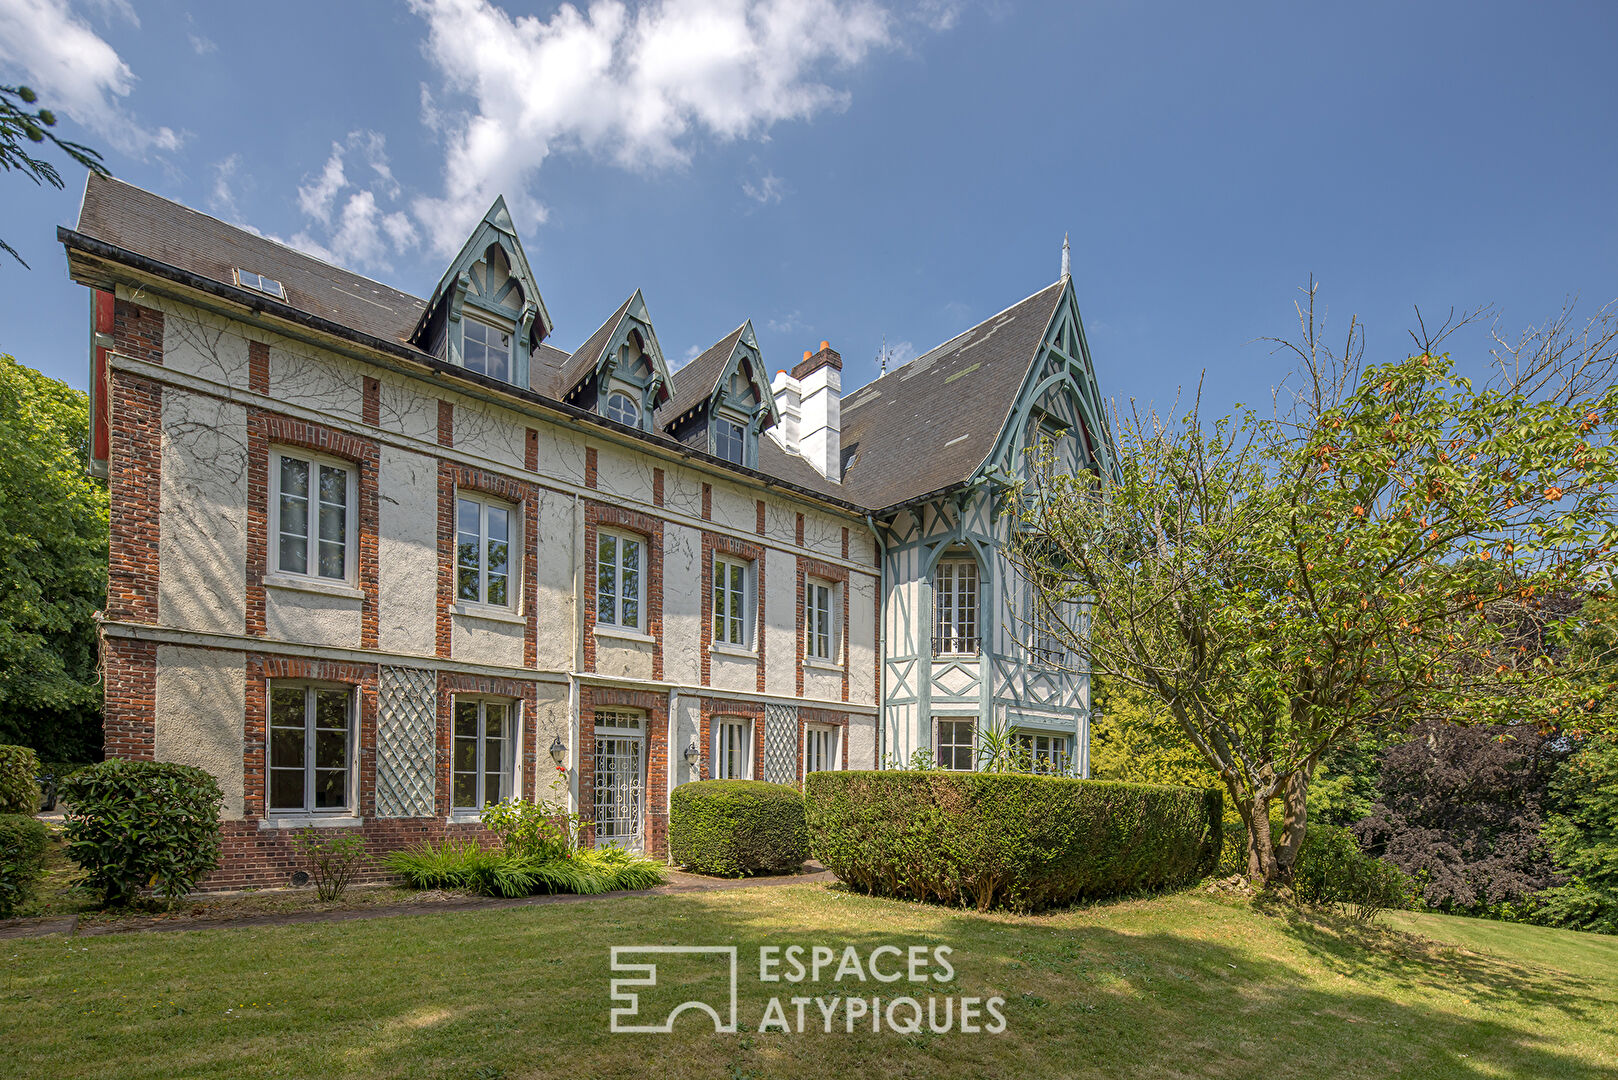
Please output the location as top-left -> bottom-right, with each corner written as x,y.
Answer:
593,734 -> 644,851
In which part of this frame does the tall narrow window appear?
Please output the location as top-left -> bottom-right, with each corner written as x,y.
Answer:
606,391 -> 640,426
805,724 -> 839,773
456,494 -> 513,607
463,316 -> 511,383
714,417 -> 745,464
273,451 -> 352,581
268,684 -> 352,813
712,718 -> 753,780
713,556 -> 750,647
806,580 -> 835,661
597,530 -> 643,630
935,719 -> 976,772
934,559 -> 979,655
452,699 -> 512,810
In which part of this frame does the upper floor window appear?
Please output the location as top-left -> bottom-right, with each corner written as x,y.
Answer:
463,315 -> 511,382
268,684 -> 352,813
936,718 -> 976,771
597,530 -> 643,631
712,717 -> 754,780
714,417 -> 745,464
934,558 -> 979,655
806,579 -> 835,661
805,724 -> 840,773
452,698 -> 513,810
274,450 -> 353,582
713,555 -> 751,648
457,494 -> 513,608
606,391 -> 640,427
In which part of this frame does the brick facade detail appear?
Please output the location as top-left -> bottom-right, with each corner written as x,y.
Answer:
102,636 -> 157,761
249,341 -> 270,394
700,531 -> 766,691
435,461 -> 545,663
106,371 -> 162,623
112,299 -> 163,365
577,685 -> 669,856
696,697 -> 767,782
581,502 -> 665,679
796,554 -> 851,701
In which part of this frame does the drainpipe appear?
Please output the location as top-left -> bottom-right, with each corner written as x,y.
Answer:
569,491 -> 584,814
865,515 -> 886,769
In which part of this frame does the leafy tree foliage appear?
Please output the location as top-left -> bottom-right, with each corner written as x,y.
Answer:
1013,290 -> 1618,885
0,355 -> 107,760
1,84 -> 106,267
1353,721 -> 1568,910
1090,676 -> 1219,788
1533,736 -> 1618,933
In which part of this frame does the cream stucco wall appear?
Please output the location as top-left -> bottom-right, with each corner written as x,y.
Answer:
530,489 -> 578,672
763,547 -> 796,697
593,443 -> 657,506
527,683 -> 572,804
265,586 -> 363,647
453,612 -> 525,668
662,524 -> 703,686
158,389 -> 248,635
154,645 -> 247,818
848,574 -> 878,703
377,445 -> 439,657
846,712 -> 878,770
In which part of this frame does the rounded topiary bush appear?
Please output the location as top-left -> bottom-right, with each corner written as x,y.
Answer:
806,771 -> 1222,912
0,813 -> 49,918
669,780 -> 809,877
59,760 -> 224,906
0,745 -> 42,815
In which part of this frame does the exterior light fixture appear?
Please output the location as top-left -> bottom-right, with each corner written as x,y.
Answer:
684,742 -> 700,769
549,736 -> 567,766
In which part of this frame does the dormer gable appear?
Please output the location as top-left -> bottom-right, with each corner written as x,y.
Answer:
555,289 -> 673,432
659,320 -> 780,468
411,195 -> 551,391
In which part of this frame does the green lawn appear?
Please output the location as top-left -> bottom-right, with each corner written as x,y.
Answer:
2,883 -> 1614,1079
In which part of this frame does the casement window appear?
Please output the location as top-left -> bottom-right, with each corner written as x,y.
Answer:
452,698 -> 514,811
1030,622 -> 1065,668
1013,731 -> 1070,776
713,555 -> 752,648
605,391 -> 640,427
597,530 -> 644,631
463,315 -> 511,383
805,579 -> 836,661
456,494 -> 515,608
805,724 -> 840,774
712,717 -> 754,780
714,417 -> 746,464
933,559 -> 980,655
935,718 -> 976,771
273,450 -> 354,581
268,684 -> 353,813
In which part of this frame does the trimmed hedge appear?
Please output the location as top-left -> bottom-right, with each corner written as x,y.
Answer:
805,771 -> 1222,912
0,814 -> 49,918
0,745 -> 41,815
669,780 -> 809,876
59,760 -> 223,906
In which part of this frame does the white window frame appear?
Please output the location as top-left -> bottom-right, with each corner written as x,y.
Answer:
713,554 -> 753,649
605,390 -> 640,427
804,723 -> 840,774
805,578 -> 837,662
712,717 -> 754,780
267,682 -> 355,815
713,416 -> 746,464
462,313 -> 512,383
456,491 -> 518,611
935,717 -> 976,772
934,558 -> 980,656
451,697 -> 517,812
271,448 -> 356,584
1012,730 -> 1070,776
596,529 -> 645,631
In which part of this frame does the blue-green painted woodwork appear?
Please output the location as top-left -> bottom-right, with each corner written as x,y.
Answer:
588,290 -> 674,432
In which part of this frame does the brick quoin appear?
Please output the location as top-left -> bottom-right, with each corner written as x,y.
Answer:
101,637 -> 157,761
106,371 -> 162,623
577,685 -> 669,856
362,376 -> 380,426
700,531 -> 766,690
582,501 -> 665,679
585,446 -> 598,489
525,427 -> 539,471
437,400 -> 453,447
652,467 -> 664,507
111,299 -> 163,365
249,341 -> 270,394
701,482 -> 712,520
755,499 -> 766,535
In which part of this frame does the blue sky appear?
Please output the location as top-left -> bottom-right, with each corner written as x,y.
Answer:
1,0 -> 1615,420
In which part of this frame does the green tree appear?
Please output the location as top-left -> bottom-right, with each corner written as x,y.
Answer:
1013,290 -> 1618,885
1090,676 -> 1218,788
1,84 -> 107,267
1535,735 -> 1618,934
0,355 -> 107,759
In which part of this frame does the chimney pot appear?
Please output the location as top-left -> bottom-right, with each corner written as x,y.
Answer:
820,340 -> 830,351
803,350 -> 812,361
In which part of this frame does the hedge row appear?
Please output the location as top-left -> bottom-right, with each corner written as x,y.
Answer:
805,771 -> 1221,912
669,780 -> 809,877
0,814 -> 49,918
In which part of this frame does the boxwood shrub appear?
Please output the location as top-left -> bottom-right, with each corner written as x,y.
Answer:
59,760 -> 223,906
805,771 -> 1222,912
0,745 -> 41,815
0,814 -> 49,918
669,780 -> 809,876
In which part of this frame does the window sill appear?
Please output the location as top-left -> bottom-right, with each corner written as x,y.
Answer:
595,624 -> 656,644
933,652 -> 982,661
259,814 -> 361,830
804,657 -> 843,672
711,642 -> 758,659
453,602 -> 526,626
264,573 -> 365,601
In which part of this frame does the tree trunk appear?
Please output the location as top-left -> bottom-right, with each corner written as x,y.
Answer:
1244,797 -> 1278,883
1272,770 -> 1309,884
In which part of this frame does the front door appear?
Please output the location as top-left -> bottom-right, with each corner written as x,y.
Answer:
592,710 -> 645,851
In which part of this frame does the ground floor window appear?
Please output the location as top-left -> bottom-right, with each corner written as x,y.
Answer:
805,724 -> 839,774
452,698 -> 514,810
1012,730 -> 1070,775
268,684 -> 353,813
935,718 -> 976,771
712,717 -> 754,780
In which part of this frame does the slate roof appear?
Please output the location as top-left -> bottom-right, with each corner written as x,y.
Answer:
544,295 -> 632,399
656,325 -> 745,429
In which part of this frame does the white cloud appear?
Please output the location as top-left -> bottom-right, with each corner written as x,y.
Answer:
209,154 -> 244,219
291,130 -> 418,270
408,0 -> 896,253
883,339 -> 916,370
0,0 -> 181,156
188,33 -> 216,55
742,171 -> 785,205
767,310 -> 803,334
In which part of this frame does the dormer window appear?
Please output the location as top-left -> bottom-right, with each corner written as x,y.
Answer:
714,417 -> 745,464
463,316 -> 511,382
235,268 -> 286,300
606,391 -> 639,427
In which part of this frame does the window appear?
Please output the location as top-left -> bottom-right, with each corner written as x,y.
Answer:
936,719 -> 976,771
805,724 -> 839,773
456,494 -> 513,607
597,530 -> 643,630
463,316 -> 511,382
1013,731 -> 1070,775
806,580 -> 835,661
712,718 -> 753,780
606,391 -> 640,426
452,699 -> 513,810
268,684 -> 352,813
235,268 -> 286,299
714,417 -> 745,464
713,556 -> 750,647
933,559 -> 979,655
273,451 -> 352,581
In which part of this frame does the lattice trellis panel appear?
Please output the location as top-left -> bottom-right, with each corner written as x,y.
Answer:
375,666 -> 438,818
763,704 -> 799,785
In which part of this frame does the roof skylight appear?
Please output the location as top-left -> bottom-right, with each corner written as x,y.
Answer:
234,268 -> 286,300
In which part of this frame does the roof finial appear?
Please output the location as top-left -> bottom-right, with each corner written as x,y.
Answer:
878,333 -> 889,376
1061,232 -> 1071,279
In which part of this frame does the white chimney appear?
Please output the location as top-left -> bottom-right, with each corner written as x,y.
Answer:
794,342 -> 841,481
767,368 -> 802,453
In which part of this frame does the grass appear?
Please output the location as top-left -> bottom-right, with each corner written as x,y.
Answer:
1,882 -> 1614,1079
